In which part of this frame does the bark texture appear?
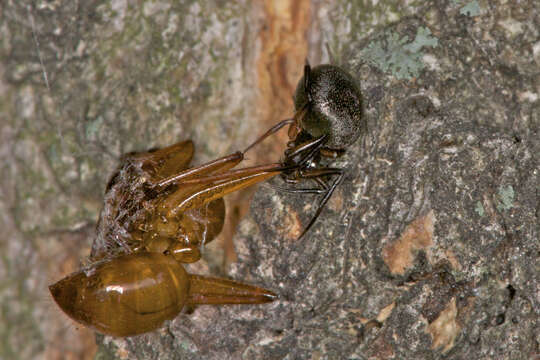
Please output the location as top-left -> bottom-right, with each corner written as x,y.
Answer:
1,1 -> 538,359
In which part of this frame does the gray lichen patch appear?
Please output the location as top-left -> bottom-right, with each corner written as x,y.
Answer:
459,1 -> 482,17
360,27 -> 439,80
474,201 -> 485,216
495,185 -> 515,212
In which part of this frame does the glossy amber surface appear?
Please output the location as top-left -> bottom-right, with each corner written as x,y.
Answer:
90,140 -> 276,262
49,252 -> 189,337
49,252 -> 276,336
91,140 -> 229,261
51,139 -> 281,336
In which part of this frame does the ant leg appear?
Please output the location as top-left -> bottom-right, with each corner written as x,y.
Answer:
187,274 -> 276,305
320,147 -> 346,158
271,160 -> 329,194
270,184 -> 326,195
283,135 -> 329,168
243,105 -> 312,154
180,135 -> 328,201
313,176 -> 329,190
296,168 -> 345,240
157,118 -> 300,188
285,135 -> 327,158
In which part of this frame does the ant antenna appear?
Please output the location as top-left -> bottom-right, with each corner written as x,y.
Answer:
243,118 -> 295,154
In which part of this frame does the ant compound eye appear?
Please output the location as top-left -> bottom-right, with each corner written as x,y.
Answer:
293,65 -> 364,150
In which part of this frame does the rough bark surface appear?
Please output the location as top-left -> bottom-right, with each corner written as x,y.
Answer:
1,1 -> 538,360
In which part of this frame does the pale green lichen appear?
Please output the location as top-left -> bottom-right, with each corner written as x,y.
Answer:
84,117 -> 104,141
475,201 -> 485,217
496,185 -> 515,211
459,1 -> 481,17
361,27 -> 438,80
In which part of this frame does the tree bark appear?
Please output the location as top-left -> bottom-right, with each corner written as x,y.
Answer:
1,1 -> 538,359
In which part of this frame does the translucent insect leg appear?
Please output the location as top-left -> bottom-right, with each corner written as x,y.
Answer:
187,275 -> 276,305
164,164 -> 282,218
130,140 -> 195,179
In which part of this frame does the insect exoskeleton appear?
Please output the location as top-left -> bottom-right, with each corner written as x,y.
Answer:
49,252 -> 275,337
90,139 -> 281,262
49,252 -> 190,337
51,136 -> 286,336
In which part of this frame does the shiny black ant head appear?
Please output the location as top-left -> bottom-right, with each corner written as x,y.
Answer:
293,63 -> 363,150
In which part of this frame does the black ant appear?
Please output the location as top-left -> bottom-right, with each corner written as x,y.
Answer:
246,61 -> 364,239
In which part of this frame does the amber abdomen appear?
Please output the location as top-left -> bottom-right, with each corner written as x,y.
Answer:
49,253 -> 189,337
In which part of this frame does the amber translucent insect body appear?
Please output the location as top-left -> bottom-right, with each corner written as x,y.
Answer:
50,139 -> 282,336
49,252 -> 275,337
90,139 -> 279,262
248,62 -> 364,238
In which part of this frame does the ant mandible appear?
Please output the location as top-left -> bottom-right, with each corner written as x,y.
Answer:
246,61 -> 364,239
